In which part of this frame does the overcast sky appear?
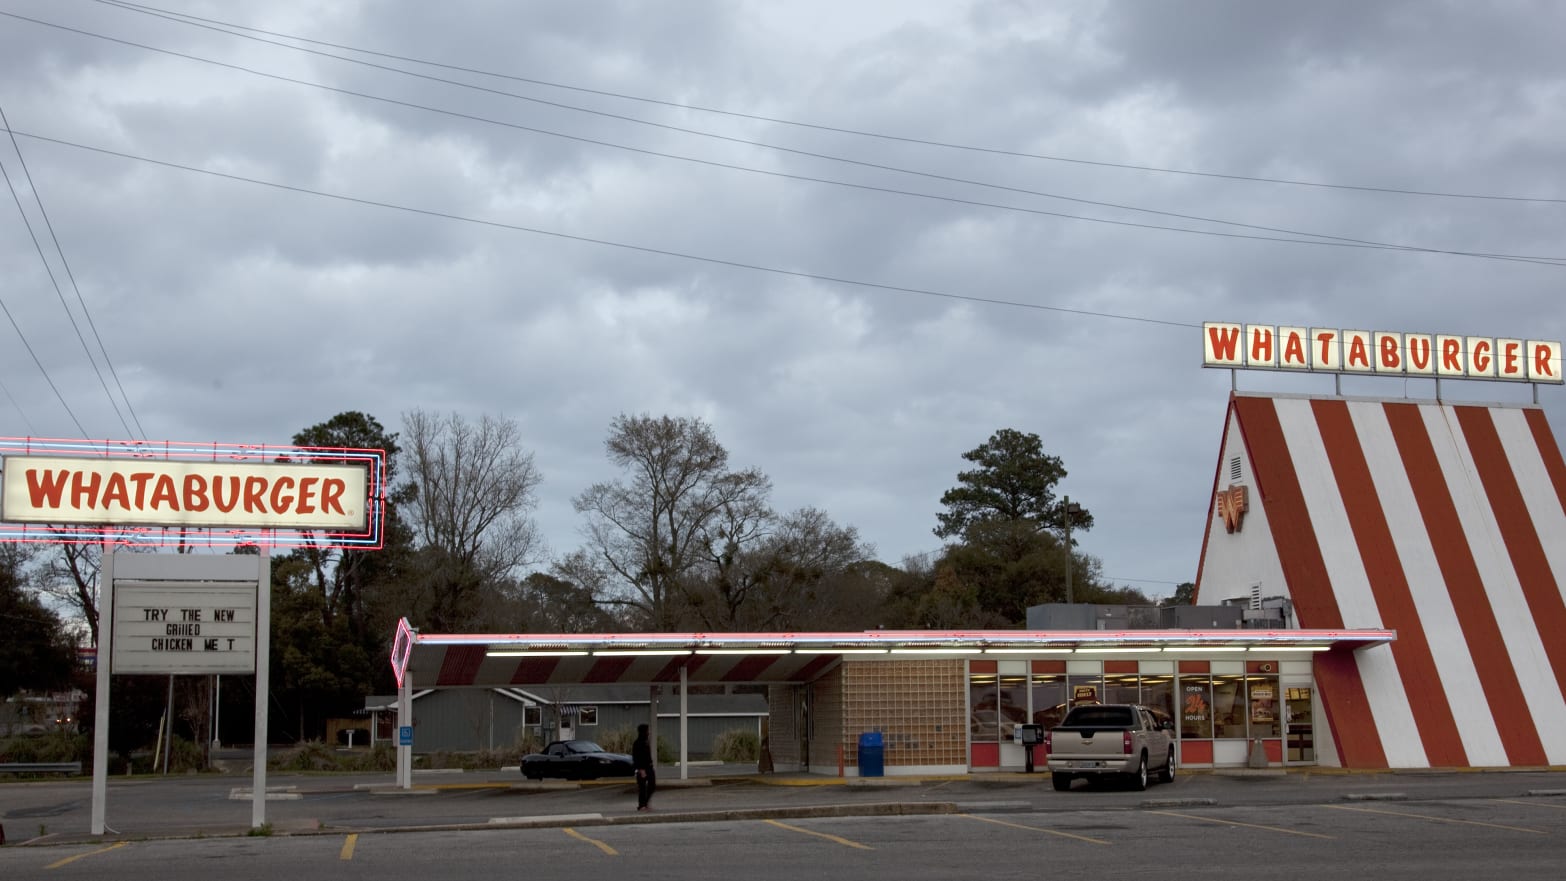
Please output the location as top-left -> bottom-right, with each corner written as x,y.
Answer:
2,1 -> 1563,600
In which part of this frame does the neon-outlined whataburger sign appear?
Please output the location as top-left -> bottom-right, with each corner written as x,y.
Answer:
2,457 -> 368,530
0,437 -> 386,548
1203,323 -> 1563,384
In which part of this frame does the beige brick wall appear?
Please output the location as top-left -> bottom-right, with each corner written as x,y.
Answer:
810,667 -> 845,770
766,685 -> 800,768
841,659 -> 967,769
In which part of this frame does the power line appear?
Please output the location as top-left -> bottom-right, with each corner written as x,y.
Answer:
11,11 -> 1564,267
0,103 -> 144,439
98,0 -> 1566,206
0,146 -> 92,437
55,8 -> 1566,264
2,127 -> 1200,329
0,373 -> 38,435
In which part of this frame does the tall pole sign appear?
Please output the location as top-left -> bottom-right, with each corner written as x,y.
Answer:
0,437 -> 384,836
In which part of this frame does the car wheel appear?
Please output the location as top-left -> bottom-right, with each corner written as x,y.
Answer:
1158,748 -> 1176,784
523,768 -> 541,781
1130,754 -> 1148,791
1051,772 -> 1073,792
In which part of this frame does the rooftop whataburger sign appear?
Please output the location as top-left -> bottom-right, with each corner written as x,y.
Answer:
1202,323 -> 1563,384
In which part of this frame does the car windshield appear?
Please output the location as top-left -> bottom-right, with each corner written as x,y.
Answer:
570,741 -> 604,753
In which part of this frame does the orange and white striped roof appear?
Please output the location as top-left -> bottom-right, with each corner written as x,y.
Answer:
1195,392 -> 1566,769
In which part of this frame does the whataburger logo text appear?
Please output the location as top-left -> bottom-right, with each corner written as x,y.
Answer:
0,455 -> 368,531
1215,484 -> 1248,533
1203,323 -> 1563,384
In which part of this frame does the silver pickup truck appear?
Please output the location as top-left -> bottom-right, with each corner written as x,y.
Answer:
1044,704 -> 1176,791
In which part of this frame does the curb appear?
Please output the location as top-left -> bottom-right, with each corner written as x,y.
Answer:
11,801 -> 958,847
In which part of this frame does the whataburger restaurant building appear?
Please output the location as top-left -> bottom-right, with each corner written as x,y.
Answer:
386,322 -> 1566,777
11,318 -> 1566,786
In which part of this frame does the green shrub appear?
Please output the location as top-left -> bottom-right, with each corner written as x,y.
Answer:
596,725 -> 674,762
270,740 -> 338,772
597,726 -> 635,753
0,730 -> 90,767
712,728 -> 760,763
349,742 -> 397,772
515,729 -> 544,756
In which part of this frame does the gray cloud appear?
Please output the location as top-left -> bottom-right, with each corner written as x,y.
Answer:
2,0 -> 1563,598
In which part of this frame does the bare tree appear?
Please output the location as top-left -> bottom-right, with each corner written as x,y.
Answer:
40,539 -> 101,646
401,410 -> 544,629
572,414 -> 769,629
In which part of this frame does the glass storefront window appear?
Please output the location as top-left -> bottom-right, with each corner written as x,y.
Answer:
1140,675 -> 1175,728
1067,674 -> 1102,710
1248,675 -> 1280,737
1104,674 -> 1139,706
998,675 -> 1028,740
1286,686 -> 1314,762
1179,675 -> 1212,739
1030,674 -> 1067,729
969,674 -> 999,742
1213,674 -> 1248,738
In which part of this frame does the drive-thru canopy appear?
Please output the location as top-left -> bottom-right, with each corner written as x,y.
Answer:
385,618 -> 1393,785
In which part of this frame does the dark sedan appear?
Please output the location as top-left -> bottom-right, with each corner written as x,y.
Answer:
520,740 -> 636,780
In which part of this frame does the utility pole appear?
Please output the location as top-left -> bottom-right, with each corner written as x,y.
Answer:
1063,496 -> 1083,604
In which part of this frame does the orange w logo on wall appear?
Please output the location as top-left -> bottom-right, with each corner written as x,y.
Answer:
1215,484 -> 1249,533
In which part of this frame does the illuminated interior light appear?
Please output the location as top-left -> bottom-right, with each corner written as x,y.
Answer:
1263,645 -> 1332,652
982,647 -> 1074,654
694,649 -> 791,655
485,650 -> 589,657
796,648 -> 889,654
592,649 -> 693,657
889,648 -> 973,654
1072,647 -> 1148,654
1163,646 -> 1247,653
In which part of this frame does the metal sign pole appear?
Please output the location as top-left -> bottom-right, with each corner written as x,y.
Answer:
90,547 -> 115,836
251,547 -> 271,829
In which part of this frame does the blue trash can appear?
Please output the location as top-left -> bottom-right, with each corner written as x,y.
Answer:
857,731 -> 884,778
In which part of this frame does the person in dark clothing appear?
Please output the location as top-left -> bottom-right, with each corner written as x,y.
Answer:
632,723 -> 656,811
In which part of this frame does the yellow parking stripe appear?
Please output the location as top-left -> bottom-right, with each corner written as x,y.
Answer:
1148,810 -> 1335,839
961,813 -> 1111,845
1493,798 -> 1566,811
563,827 -> 618,855
1325,804 -> 1547,834
339,833 -> 358,860
46,841 -> 128,869
764,819 -> 873,850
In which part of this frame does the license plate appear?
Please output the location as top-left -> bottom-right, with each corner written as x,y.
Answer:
1069,761 -> 1101,769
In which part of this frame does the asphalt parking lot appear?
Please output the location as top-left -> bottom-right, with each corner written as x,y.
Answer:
5,764 -> 1566,848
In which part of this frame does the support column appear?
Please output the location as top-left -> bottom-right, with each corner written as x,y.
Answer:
90,547 -> 115,836
397,671 -> 412,789
647,685 -> 659,766
251,547 -> 271,829
679,665 -> 689,781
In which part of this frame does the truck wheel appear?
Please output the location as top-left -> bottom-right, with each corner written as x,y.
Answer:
1051,772 -> 1073,792
1158,748 -> 1176,784
1130,754 -> 1148,791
